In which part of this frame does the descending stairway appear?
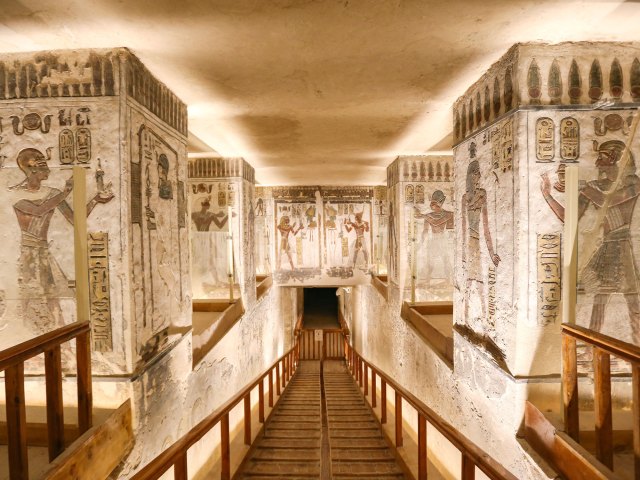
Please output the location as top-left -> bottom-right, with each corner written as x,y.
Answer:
236,360 -> 405,479
324,361 -> 405,480
237,361 -> 322,478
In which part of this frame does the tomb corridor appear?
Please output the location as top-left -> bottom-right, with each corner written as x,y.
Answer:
0,28 -> 639,480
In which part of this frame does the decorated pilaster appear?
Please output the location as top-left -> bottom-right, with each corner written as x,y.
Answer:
187,157 -> 256,307
386,155 -> 455,301
453,42 -> 640,378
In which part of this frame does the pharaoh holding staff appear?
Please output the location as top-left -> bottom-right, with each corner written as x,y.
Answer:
344,211 -> 369,267
277,215 -> 303,270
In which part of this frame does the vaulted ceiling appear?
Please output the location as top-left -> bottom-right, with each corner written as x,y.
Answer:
1,1 -> 640,184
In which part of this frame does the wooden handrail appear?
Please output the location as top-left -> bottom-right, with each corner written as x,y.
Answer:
132,342 -> 299,480
561,322 -> 640,478
1,321 -> 93,480
345,342 -> 517,480
0,321 -> 91,371
562,323 -> 640,364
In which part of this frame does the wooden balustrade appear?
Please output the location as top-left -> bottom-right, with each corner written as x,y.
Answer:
562,322 -> 640,478
345,342 -> 516,480
131,342 -> 299,480
0,321 -> 93,480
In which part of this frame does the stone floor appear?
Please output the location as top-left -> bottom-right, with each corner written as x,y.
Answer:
235,360 -> 406,479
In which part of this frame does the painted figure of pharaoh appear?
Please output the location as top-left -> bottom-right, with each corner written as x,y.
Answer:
343,211 -> 369,268
541,140 -> 640,342
461,160 -> 500,320
10,147 -> 113,335
414,190 -> 454,281
277,215 -> 303,270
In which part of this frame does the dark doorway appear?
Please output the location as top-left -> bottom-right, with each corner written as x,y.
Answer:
302,288 -> 340,329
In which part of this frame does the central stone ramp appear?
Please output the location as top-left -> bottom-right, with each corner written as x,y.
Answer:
237,360 -> 322,479
323,361 -> 406,479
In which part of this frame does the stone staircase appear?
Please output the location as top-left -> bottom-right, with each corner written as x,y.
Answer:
236,360 -> 406,479
237,361 -> 322,478
324,361 -> 406,479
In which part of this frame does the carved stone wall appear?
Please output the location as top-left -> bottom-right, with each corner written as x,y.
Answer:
0,48 -> 189,376
454,42 -> 640,378
254,186 -> 385,286
188,157 -> 256,307
387,155 -> 454,301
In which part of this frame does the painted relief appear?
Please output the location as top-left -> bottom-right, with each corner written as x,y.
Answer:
190,185 -> 232,298
266,187 -> 375,285
594,114 -> 631,136
414,190 -> 454,293
537,233 -> 561,325
131,124 -> 184,334
461,160 -> 501,321
560,117 -> 580,162
589,59 -> 603,102
527,59 -> 541,104
548,59 -> 562,104
631,58 -> 640,102
88,232 -> 112,352
609,58 -> 623,101
493,77 -> 501,116
536,118 -> 555,162
10,147 -> 114,338
568,59 -> 582,104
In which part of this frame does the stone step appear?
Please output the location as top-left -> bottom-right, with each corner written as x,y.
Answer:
329,421 -> 377,429
253,448 -> 320,461
331,449 -> 396,461
329,429 -> 383,439
258,438 -> 321,449
331,462 -> 404,476
267,421 -> 321,430
265,429 -> 321,439
331,438 -> 390,449
328,415 -> 373,422
243,460 -> 320,476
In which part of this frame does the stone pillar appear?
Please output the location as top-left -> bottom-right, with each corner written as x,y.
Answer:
187,157 -> 256,308
453,42 -> 640,378
0,48 -> 190,377
386,155 -> 454,301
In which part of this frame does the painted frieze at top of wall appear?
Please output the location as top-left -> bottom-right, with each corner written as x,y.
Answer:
0,48 -> 187,136
188,157 -> 255,184
271,186 -> 374,201
387,155 -> 453,187
453,42 -> 640,144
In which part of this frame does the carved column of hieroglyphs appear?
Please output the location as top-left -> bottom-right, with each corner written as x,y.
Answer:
488,265 -> 497,325
88,232 -> 113,352
500,118 -> 514,172
560,117 -> 579,162
536,117 -> 555,162
537,233 -> 561,325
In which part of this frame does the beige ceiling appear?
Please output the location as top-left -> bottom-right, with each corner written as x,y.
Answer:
1,1 -> 640,185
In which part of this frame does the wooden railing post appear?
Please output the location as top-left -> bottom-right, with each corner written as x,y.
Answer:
276,362 -> 281,396
562,334 -> 579,441
174,452 -> 187,480
364,363 -> 368,396
5,363 -> 28,480
372,369 -> 377,408
418,413 -> 427,480
281,359 -> 286,389
45,345 -> 65,461
76,330 -> 93,433
633,364 -> 640,480
268,370 -> 274,407
462,453 -> 476,479
381,378 -> 387,424
395,390 -> 403,447
244,393 -> 252,445
259,378 -> 265,423
358,357 -> 363,387
221,413 -> 230,480
593,347 -> 613,469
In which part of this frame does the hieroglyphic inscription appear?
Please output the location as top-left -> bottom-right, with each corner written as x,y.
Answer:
500,118 -> 513,172
488,266 -> 497,325
88,232 -> 112,352
537,233 -> 561,325
560,117 -> 579,162
536,117 -> 555,162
